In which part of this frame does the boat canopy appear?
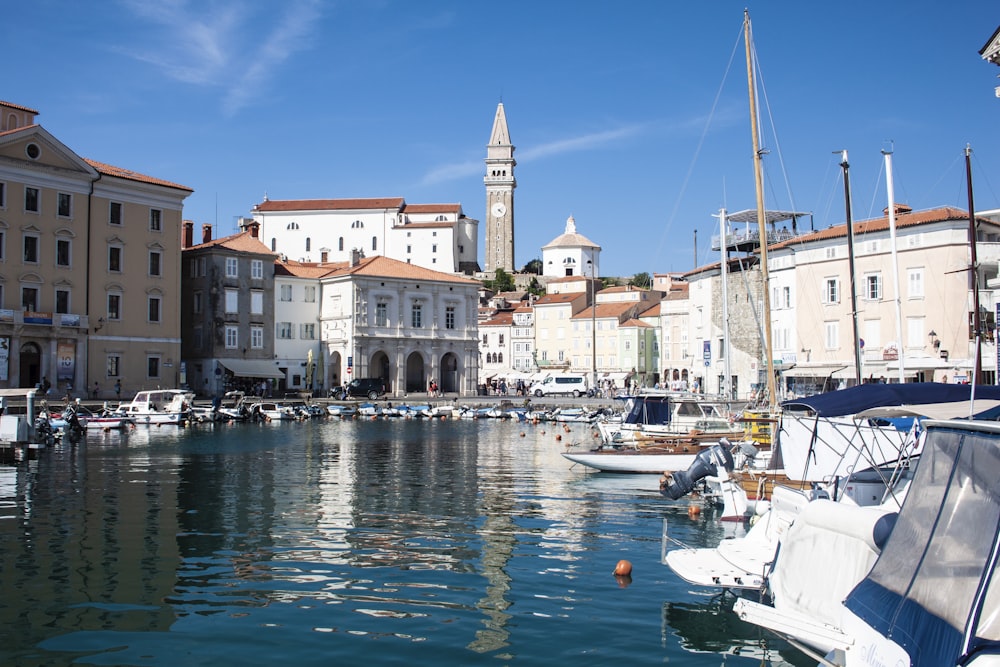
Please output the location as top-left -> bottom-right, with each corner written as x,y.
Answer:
622,395 -> 673,426
781,382 -> 1000,418
843,420 -> 1000,666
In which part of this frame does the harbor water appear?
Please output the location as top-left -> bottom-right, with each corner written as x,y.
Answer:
0,417 -> 809,666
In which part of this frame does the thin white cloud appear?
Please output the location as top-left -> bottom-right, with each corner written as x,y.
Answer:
116,0 -> 322,115
420,123 -> 645,186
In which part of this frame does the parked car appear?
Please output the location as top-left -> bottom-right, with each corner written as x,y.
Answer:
332,378 -> 387,400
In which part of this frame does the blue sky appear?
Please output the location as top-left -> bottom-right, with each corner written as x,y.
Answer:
6,1 -> 1000,278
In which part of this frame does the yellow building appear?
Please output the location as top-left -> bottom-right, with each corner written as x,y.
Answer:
0,100 -> 192,398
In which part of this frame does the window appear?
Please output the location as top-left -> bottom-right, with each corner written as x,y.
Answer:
149,250 -> 161,276
251,259 -> 263,279
280,285 -> 292,301
825,321 -> 839,349
407,245 -> 412,254
320,251 -> 328,262
338,237 -> 344,251
23,234 -> 38,263
0,229 -> 5,260
908,268 -> 924,299
147,356 -> 161,379
0,182 -> 5,207
225,288 -> 238,313
108,293 -> 122,320
250,326 -> 263,349
148,296 -> 161,323
432,244 -> 437,253
499,334 -> 504,345
304,286 -> 316,302
865,274 -> 882,300
108,246 -> 122,272
225,326 -> 238,349
57,193 -> 71,217
109,202 -> 122,225
193,291 -> 203,315
305,237 -> 311,252
372,236 -> 377,251
149,209 -> 162,232
225,257 -> 238,278
106,355 -> 121,378
906,317 -> 925,348
193,326 -> 203,350
251,290 -> 263,314
277,322 -> 293,339
56,239 -> 70,266
375,302 -> 388,327
445,306 -> 455,329
55,289 -> 69,314
24,187 -> 39,212
411,303 -> 422,328
21,287 -> 38,311
300,323 -> 316,339
824,278 -> 839,304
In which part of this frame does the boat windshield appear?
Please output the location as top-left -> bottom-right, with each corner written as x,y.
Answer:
844,421 -> 1000,666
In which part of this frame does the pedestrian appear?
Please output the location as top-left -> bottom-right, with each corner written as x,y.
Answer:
114,379 -> 122,399
92,381 -> 100,399
41,376 -> 51,396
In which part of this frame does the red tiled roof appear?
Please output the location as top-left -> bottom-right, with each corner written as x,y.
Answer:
254,197 -> 405,212
640,303 -> 661,317
534,292 -> 585,305
84,158 -> 192,192
573,302 -> 637,320
185,230 -> 276,255
402,203 -> 461,214
620,318 -> 653,328
329,255 -> 480,285
481,312 -> 515,326
0,100 -> 39,114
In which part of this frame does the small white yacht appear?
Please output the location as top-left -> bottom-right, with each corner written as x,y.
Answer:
122,389 -> 194,426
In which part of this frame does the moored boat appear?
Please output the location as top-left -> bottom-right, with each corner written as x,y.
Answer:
121,389 -> 194,426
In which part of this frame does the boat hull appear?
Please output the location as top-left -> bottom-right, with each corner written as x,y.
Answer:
562,450 -> 700,473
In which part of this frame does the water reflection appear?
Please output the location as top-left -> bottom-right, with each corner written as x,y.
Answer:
0,418 -> 805,666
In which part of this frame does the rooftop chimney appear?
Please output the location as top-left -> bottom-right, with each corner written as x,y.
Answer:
182,220 -> 194,248
248,220 -> 260,238
202,223 -> 212,244
350,248 -> 362,267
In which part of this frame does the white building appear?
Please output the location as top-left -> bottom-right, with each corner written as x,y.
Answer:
541,215 -> 600,279
319,253 -> 481,396
273,261 -> 327,393
251,199 -> 480,275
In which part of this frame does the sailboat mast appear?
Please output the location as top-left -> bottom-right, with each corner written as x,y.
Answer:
884,150 -> 905,383
839,151 -> 863,384
744,10 -> 776,409
966,144 -> 983,386
719,209 -> 733,399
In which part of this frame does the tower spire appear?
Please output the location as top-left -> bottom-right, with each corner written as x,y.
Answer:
484,103 -> 516,273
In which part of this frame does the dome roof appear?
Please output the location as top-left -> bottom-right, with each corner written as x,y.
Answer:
542,215 -> 601,250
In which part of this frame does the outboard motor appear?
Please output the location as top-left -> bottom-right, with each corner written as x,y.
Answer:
660,443 -> 735,500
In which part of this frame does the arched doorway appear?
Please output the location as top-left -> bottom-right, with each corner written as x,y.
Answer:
405,351 -> 425,393
20,342 -> 41,388
440,352 -> 459,394
329,351 -> 342,390
370,351 -> 391,392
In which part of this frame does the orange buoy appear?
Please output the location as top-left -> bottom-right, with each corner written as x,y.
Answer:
520,432 -> 526,437
555,434 -> 562,441
688,504 -> 701,518
613,560 -> 633,576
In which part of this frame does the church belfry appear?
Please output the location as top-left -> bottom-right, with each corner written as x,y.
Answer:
484,102 -> 516,273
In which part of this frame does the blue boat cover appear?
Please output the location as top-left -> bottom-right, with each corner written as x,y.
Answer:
843,422 -> 1000,666
623,395 -> 673,425
781,382 -> 1000,418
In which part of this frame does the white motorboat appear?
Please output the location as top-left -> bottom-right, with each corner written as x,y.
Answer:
595,392 -> 744,445
121,389 -> 194,426
251,402 -> 295,421
732,419 -> 1000,666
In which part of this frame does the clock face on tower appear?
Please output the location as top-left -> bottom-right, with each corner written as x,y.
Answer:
491,202 -> 507,218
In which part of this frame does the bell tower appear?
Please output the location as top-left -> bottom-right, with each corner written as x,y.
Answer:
484,103 -> 516,273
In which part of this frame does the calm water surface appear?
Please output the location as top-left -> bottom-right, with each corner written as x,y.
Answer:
0,417 -> 809,666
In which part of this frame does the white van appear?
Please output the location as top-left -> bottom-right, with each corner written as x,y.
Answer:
532,374 -> 588,398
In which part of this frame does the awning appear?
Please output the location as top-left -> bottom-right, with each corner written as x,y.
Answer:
782,364 -> 848,378
219,359 -> 286,379
886,356 -> 953,372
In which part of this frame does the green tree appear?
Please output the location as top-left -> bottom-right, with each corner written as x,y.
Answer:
630,272 -> 651,289
521,258 -> 543,274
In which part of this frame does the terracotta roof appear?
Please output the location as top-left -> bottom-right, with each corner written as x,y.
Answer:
663,284 -> 690,300
275,260 -> 343,278
0,123 -> 40,139
620,318 -> 653,328
640,303 -> 661,317
329,255 -> 480,285
481,312 -> 515,326
254,197 -> 405,212
534,292 -> 585,305
573,302 -> 638,320
185,230 -> 277,255
513,304 -> 534,313
770,206 -> 987,250
402,203 -> 462,214
0,100 -> 39,114
84,158 -> 192,192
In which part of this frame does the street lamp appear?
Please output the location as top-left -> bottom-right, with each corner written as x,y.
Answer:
588,259 -> 597,394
